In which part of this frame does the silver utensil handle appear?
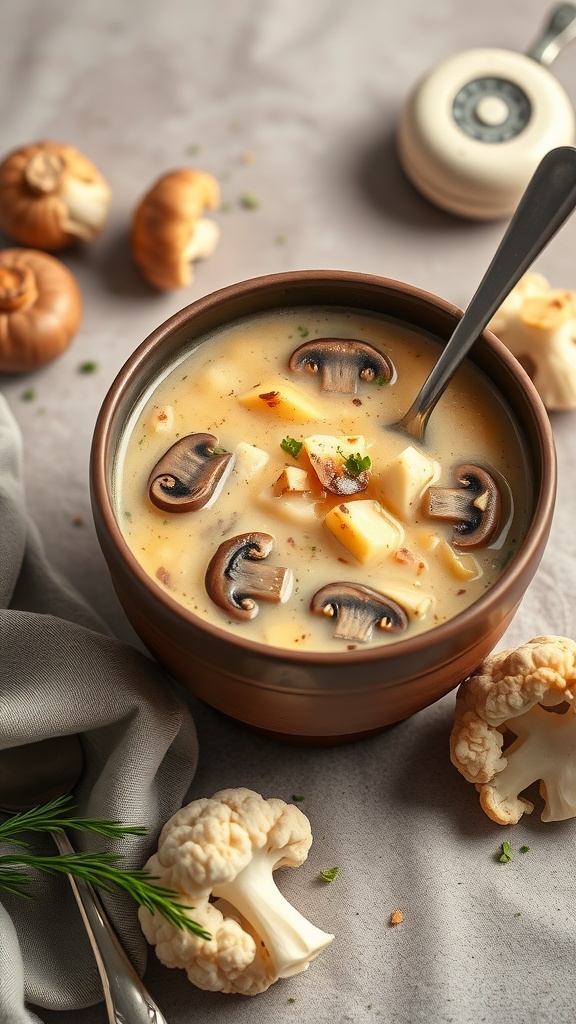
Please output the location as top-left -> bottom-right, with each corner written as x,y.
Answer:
526,3 -> 576,65
398,145 -> 576,441
52,831 -> 168,1024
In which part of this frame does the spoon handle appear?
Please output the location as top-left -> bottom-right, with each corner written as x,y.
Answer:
51,830 -> 169,1024
397,145 -> 576,442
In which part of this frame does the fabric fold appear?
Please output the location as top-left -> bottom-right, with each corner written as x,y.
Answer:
0,393 -> 199,1017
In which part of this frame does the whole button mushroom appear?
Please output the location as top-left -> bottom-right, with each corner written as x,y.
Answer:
422,463 -> 501,549
148,433 -> 234,513
205,533 -> 294,621
0,141 -> 111,250
310,583 -> 409,643
0,249 -> 82,372
288,338 -> 394,394
131,168 -> 221,289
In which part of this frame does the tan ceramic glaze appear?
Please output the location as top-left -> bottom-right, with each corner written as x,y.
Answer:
90,271 -> 556,742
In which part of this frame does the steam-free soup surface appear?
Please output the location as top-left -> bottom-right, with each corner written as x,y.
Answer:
114,307 -> 530,651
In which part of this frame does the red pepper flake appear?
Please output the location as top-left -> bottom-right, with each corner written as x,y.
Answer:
352,398 -> 362,407
347,644 -> 357,650
259,391 -> 281,407
456,588 -> 466,595
338,556 -> 350,563
287,536 -> 296,547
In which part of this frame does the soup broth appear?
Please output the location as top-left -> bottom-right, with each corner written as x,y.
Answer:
113,307 -> 531,652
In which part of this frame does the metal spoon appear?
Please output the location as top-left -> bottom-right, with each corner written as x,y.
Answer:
396,145 -> 576,442
0,734 -> 169,1024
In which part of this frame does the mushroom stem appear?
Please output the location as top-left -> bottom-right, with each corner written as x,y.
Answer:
205,533 -> 293,621
288,338 -> 394,394
0,265 -> 38,312
311,583 -> 409,643
423,464 -> 501,549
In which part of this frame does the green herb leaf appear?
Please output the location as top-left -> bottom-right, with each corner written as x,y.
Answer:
375,375 -> 387,387
281,437 -> 303,459
0,796 -> 146,845
336,449 -> 371,476
292,795 -> 305,803
0,798 -> 211,940
240,193 -> 259,209
498,841 -> 513,863
79,361 -> 99,374
21,388 -> 36,402
520,845 -> 530,854
319,866 -> 339,883
297,326 -> 309,338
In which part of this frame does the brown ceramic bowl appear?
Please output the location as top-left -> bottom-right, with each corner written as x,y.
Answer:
90,271 -> 556,742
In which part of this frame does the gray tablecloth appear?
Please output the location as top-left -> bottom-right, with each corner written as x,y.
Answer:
1,1 -> 576,1022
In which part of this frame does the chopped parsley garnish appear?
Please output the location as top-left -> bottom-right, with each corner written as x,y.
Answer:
297,326 -> 309,338
292,794 -> 305,802
337,448 -> 371,476
498,841 -> 512,863
275,234 -> 287,245
79,360 -> 99,374
281,436 -> 303,459
375,374 -> 388,386
21,388 -> 36,401
520,845 -> 530,854
319,866 -> 339,883
240,192 -> 259,209
185,143 -> 200,156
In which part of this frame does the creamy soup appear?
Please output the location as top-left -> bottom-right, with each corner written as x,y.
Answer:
113,307 -> 531,651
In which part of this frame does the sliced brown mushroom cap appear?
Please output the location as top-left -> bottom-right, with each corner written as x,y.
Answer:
288,338 -> 394,394
310,583 -> 409,643
148,432 -> 234,513
205,532 -> 294,621
422,463 -> 501,549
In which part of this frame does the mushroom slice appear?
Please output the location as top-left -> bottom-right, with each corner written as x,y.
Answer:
422,463 -> 501,549
288,338 -> 394,393
205,532 -> 294,621
148,433 -> 234,513
310,583 -> 409,643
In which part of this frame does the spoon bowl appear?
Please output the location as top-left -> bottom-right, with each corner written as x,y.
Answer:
0,735 -> 168,1024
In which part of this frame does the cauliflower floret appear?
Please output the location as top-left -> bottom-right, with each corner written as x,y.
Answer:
450,636 -> 576,824
488,272 -> 576,410
138,787 -> 333,994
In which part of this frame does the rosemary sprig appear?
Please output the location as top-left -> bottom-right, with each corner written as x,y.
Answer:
0,799 -> 212,941
0,796 -> 147,848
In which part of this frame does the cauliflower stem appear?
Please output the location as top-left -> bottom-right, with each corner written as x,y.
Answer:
212,843 -> 333,977
450,636 -> 576,824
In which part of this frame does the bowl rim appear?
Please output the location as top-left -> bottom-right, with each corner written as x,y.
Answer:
90,269 -> 557,667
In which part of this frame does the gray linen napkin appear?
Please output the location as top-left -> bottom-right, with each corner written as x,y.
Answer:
0,392 -> 200,1022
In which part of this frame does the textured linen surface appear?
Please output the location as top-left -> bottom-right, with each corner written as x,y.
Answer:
1,2 -> 576,1023
0,394 -> 199,1021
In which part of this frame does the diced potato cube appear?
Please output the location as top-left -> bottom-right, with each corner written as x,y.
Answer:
379,584 -> 435,620
198,361 -> 241,394
147,404 -> 174,434
303,434 -> 367,459
273,465 -> 313,496
303,434 -> 369,492
233,442 -> 269,481
436,539 -> 480,581
257,488 -> 319,526
238,379 -> 325,421
379,445 -> 439,521
324,500 -> 403,564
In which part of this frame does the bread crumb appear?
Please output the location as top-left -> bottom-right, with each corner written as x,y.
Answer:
389,910 -> 404,926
